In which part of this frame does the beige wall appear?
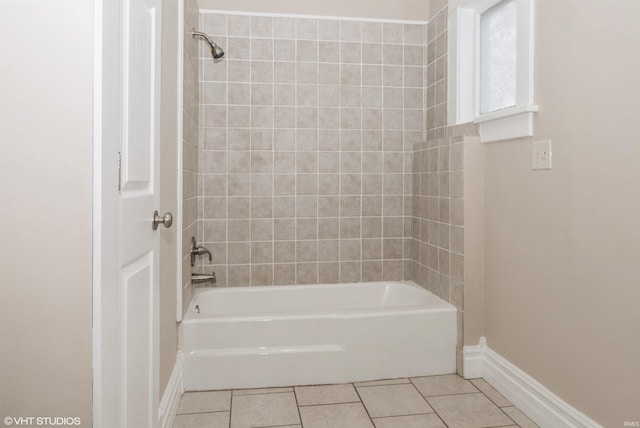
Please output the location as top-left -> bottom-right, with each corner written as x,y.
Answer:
463,139 -> 484,348
483,0 -> 640,425
0,0 -> 93,424
159,0 -> 180,396
198,0 -> 429,21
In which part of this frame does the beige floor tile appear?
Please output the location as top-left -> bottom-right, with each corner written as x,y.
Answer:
373,413 -> 446,428
354,378 -> 410,387
299,402 -> 373,428
411,374 -> 478,397
233,386 -> 293,396
357,383 -> 433,418
177,391 -> 231,414
427,393 -> 514,428
173,411 -> 229,428
295,383 -> 360,405
230,392 -> 300,428
470,379 -> 511,407
502,406 -> 539,428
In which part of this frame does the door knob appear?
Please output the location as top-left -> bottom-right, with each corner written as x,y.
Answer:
152,211 -> 173,230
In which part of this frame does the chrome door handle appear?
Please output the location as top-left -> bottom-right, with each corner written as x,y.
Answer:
152,211 -> 173,230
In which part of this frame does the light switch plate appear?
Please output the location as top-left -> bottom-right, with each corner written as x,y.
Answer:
532,140 -> 552,170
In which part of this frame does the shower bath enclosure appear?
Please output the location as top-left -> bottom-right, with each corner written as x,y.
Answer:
179,9 -> 463,392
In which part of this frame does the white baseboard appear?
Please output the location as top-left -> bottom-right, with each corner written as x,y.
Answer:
463,338 -> 602,428
462,336 -> 486,379
159,351 -> 184,428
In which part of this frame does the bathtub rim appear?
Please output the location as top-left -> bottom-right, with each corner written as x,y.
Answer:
181,280 -> 456,323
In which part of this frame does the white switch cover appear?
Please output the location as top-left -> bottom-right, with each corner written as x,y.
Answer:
532,140 -> 552,170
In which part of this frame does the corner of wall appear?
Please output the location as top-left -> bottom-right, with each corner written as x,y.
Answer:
462,132 -> 484,347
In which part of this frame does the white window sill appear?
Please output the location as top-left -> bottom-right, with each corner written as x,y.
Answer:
474,105 -> 539,143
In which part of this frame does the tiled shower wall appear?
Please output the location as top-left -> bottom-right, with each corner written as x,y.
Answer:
181,0 -> 200,312
411,6 -> 455,309
196,12 -> 427,286
410,4 -> 480,373
425,8 -> 448,141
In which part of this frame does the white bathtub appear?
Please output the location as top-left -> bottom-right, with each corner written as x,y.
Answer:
180,281 -> 457,391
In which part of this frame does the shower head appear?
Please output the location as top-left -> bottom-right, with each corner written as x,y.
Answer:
210,44 -> 225,60
191,29 -> 225,60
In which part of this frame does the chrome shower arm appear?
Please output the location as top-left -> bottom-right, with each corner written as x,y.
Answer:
191,30 -> 216,47
191,28 -> 225,60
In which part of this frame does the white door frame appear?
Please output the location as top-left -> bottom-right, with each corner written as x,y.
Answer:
176,0 -> 185,324
92,0 -> 120,426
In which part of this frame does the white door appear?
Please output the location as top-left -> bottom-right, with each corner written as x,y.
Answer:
94,0 -> 164,427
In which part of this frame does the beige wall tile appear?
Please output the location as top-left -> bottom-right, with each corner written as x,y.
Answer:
341,261 -> 362,282
296,262 -> 318,284
229,242 -> 250,264
363,22 -> 383,43
197,13 -> 425,289
318,262 -> 340,283
274,263 -> 295,285
318,240 -> 339,262
228,265 -> 250,286
362,261 -> 383,281
274,17 -> 295,39
274,241 -> 295,263
297,218 -> 318,239
274,218 -> 295,240
251,264 -> 273,285
340,217 -> 361,238
319,20 -> 340,41
318,218 -> 339,239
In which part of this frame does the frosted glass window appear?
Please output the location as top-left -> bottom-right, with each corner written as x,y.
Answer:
480,0 -> 518,114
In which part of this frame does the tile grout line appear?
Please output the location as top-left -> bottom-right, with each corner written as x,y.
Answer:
270,16 -> 276,287
470,379 -> 513,409
232,390 -> 293,396
359,23 -> 364,282
495,406 -> 520,427
248,17 -> 256,287
228,390 -> 234,428
224,14 -> 230,287
292,385 -> 304,427
175,409 -> 231,416
373,411 -> 439,418
352,382 -> 377,428
315,19 -> 320,284
296,400 -> 361,408
337,20 -> 343,283
380,23 -> 386,281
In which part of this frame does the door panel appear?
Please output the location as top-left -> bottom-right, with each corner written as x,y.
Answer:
122,0 -> 159,191
119,0 -> 162,426
122,253 -> 154,427
96,0 -> 163,426
122,0 -> 156,191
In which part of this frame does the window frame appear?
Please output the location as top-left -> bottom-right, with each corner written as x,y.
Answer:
448,0 -> 537,143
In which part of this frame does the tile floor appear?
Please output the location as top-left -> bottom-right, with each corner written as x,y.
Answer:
173,375 -> 539,428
